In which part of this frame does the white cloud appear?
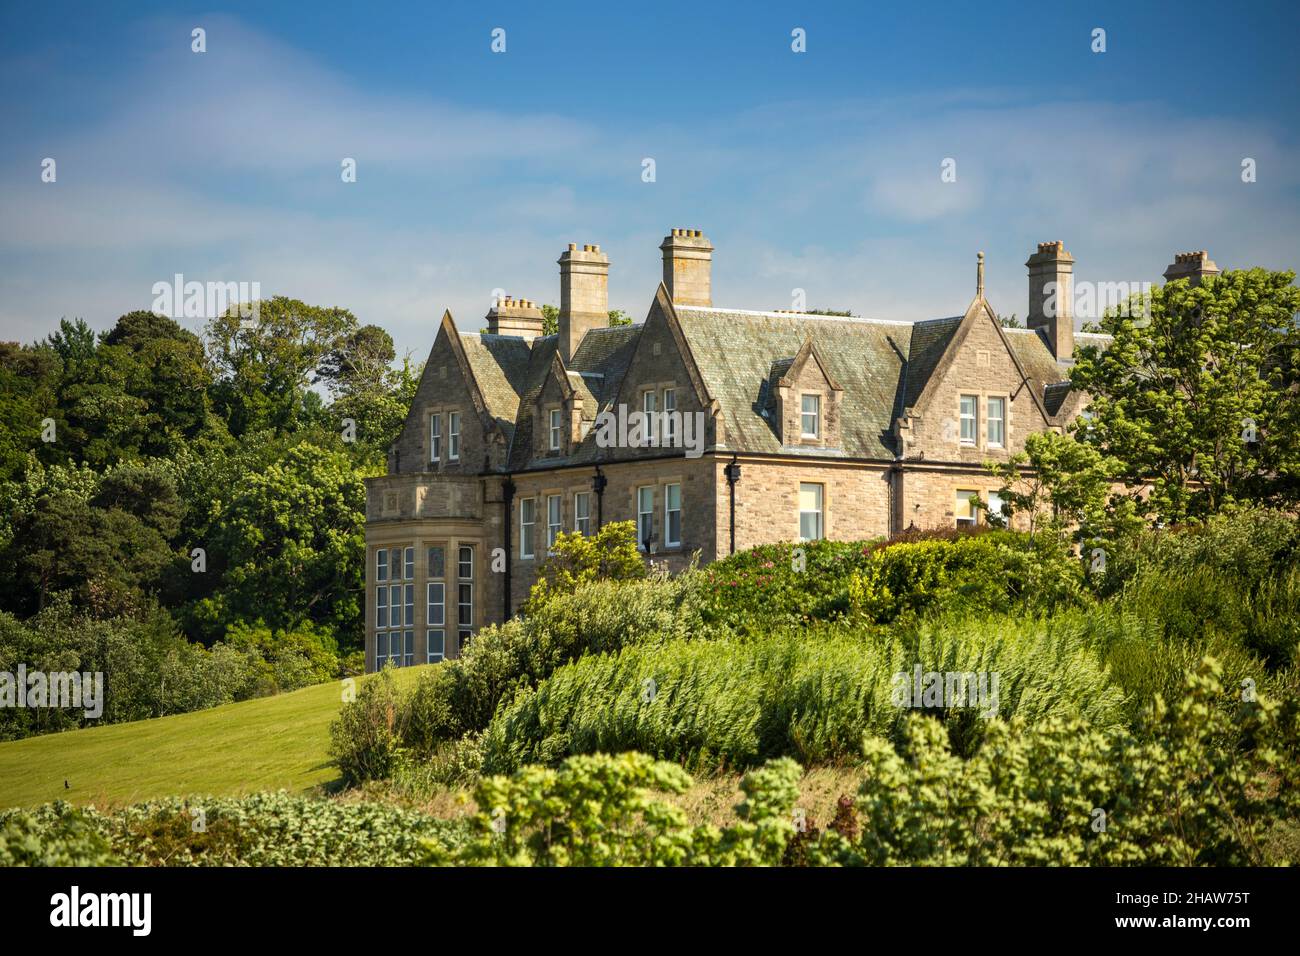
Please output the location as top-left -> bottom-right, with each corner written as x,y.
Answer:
1,16 -> 1296,358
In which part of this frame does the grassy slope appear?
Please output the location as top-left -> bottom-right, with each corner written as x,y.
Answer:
0,666 -> 431,810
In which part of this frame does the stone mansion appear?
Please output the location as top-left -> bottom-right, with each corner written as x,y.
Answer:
364,228 -> 1223,670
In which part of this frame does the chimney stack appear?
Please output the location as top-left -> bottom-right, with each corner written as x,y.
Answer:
1163,250 -> 1220,287
486,295 -> 545,343
660,228 -> 713,307
1026,240 -> 1075,362
558,243 -> 609,362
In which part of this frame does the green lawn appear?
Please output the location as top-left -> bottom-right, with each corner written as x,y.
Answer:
0,666 -> 431,810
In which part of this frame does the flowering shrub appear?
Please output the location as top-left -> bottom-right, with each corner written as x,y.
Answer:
847,532 -> 1081,625
698,539 -> 880,635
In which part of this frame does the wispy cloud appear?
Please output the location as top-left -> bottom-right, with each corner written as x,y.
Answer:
1,14 -> 1296,355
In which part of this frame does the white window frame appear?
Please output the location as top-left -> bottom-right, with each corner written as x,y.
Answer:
519,498 -> 536,560
955,489 -> 980,528
987,397 -> 1005,448
664,482 -> 681,548
375,545 -> 414,668
637,486 -> 654,551
547,494 -> 562,551
642,389 -> 658,446
448,411 -> 461,461
574,492 -> 591,536
426,629 -> 445,664
986,491 -> 1007,526
662,388 -> 677,446
798,482 -> 824,542
458,546 -> 473,633
548,407 -> 562,452
801,393 -> 820,438
427,582 -> 445,627
959,395 -> 977,445
429,413 -> 442,462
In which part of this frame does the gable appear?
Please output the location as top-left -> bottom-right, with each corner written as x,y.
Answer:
910,297 -> 1054,427
394,314 -> 491,473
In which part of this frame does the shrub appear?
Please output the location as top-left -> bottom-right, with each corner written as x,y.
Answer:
402,572 -> 707,756
698,538 -> 881,636
812,658 -> 1300,866
0,597 -> 347,742
847,532 -> 1081,625
0,793 -> 467,866
1092,508 -> 1300,667
481,614 -> 1125,772
0,804 -> 117,866
522,520 -> 646,614
422,751 -> 800,867
329,668 -> 408,785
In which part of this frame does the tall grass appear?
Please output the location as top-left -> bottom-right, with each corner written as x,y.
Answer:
481,614 -> 1126,773
403,572 -> 711,755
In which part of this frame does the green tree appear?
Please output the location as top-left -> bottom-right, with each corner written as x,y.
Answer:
318,324 -> 421,456
2,463 -> 182,617
982,430 -> 1119,543
188,442 -> 371,645
206,297 -> 358,437
1071,269 -> 1300,521
0,342 -> 60,482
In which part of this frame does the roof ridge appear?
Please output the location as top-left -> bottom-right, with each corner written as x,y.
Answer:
675,305 -> 914,326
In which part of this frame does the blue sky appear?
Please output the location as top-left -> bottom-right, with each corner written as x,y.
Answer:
2,1 -> 1298,357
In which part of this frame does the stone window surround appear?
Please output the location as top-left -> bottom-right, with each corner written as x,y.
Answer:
955,391 -> 1012,453
545,492 -> 563,553
800,392 -> 821,439
954,488 -> 981,527
425,406 -> 463,466
367,536 -> 482,670
424,407 -> 459,468
539,401 -> 568,457
798,480 -> 827,541
518,497 -> 538,561
627,474 -> 685,552
574,489 -> 593,536
636,381 -> 679,446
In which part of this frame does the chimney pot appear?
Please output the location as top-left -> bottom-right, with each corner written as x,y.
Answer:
486,292 -> 545,343
1164,249 -> 1220,287
558,241 -> 610,362
1026,240 -> 1075,362
659,228 -> 713,307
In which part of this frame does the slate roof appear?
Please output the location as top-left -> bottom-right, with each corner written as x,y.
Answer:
459,333 -> 533,435
453,299 -> 1105,472
903,316 -> 963,410
676,307 -> 914,458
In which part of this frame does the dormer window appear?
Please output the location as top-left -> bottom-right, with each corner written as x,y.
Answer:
429,414 -> 442,462
449,411 -> 461,460
801,394 -> 820,438
548,408 -> 562,452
